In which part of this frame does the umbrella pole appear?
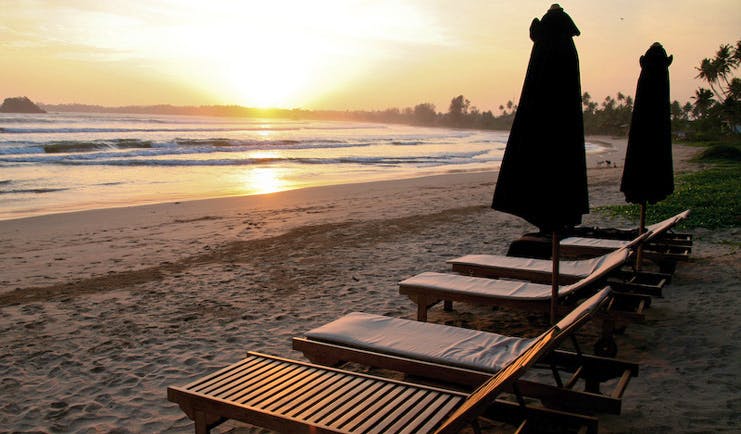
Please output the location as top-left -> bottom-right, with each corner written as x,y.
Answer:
551,230 -> 560,325
636,202 -> 646,271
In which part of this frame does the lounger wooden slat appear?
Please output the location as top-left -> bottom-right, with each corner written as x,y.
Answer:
169,328 -> 598,433
268,372 -> 356,415
374,391 -> 442,433
229,363 -> 312,404
284,373 -> 360,418
292,376 -> 381,420
353,388 -> 420,434
660,232 -> 692,246
169,352 -> 470,434
245,367 -> 330,409
316,380 -> 393,427
317,381 -> 386,427
608,272 -> 668,297
612,370 -> 633,400
168,354 -> 471,434
186,356 -> 264,393
347,385 -> 418,433
230,365 -> 318,407
199,357 -> 288,397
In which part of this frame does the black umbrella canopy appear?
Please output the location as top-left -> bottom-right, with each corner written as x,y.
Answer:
621,42 -> 674,205
492,4 -> 589,233
491,4 -> 588,324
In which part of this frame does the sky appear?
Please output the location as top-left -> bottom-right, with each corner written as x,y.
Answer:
1,0 -> 739,112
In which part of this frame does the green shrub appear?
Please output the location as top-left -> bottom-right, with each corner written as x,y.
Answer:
693,144 -> 741,162
598,163 -> 740,229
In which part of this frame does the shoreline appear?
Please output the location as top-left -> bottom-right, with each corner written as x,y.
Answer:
0,136 -> 700,303
1,139 -> 738,433
0,134 -> 619,223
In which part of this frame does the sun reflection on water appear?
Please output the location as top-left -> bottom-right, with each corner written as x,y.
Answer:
240,167 -> 286,194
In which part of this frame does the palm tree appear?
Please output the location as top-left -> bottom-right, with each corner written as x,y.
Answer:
625,95 -> 634,109
729,77 -> 741,100
714,44 -> 737,88
696,43 -> 741,102
692,88 -> 715,119
696,58 -> 724,100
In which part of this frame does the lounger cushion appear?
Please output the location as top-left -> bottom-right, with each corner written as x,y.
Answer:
564,211 -> 689,248
447,254 -> 608,278
561,237 -> 627,249
400,272 -> 572,300
305,312 -> 534,373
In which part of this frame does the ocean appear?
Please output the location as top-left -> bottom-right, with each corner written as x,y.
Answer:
0,112 -> 603,220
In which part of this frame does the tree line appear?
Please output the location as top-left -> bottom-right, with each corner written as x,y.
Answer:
42,39 -> 738,140
332,39 -> 740,140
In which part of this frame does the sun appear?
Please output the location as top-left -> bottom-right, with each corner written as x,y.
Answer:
70,1 -> 444,109
156,2 -> 324,108
227,51 -> 313,108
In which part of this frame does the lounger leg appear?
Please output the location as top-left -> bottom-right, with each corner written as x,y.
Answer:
192,409 -> 224,434
417,302 -> 428,322
194,410 -> 210,434
594,318 -> 618,359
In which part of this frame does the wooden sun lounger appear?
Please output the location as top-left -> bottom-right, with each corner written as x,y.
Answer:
168,326 -> 598,433
294,288 -> 638,416
507,210 -> 692,273
446,240 -> 668,298
566,210 -> 692,246
402,247 -> 650,323
398,272 -> 650,322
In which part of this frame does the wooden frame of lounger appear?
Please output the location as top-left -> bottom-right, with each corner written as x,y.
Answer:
554,210 -> 692,268
446,235 -> 669,298
168,326 -> 598,433
509,210 -> 691,273
403,247 -> 651,323
567,209 -> 692,246
293,289 -> 637,416
560,240 -> 691,263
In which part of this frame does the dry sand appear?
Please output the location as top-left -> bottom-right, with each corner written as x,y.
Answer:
0,137 -> 738,433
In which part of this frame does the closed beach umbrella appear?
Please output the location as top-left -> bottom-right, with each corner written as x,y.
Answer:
492,4 -> 588,324
621,43 -> 674,249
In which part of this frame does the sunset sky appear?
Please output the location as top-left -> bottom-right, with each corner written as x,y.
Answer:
2,0 -> 739,111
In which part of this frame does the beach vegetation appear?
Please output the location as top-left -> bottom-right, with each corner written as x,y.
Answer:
680,39 -> 740,140
597,139 -> 740,229
692,143 -> 741,162
582,91 -> 633,136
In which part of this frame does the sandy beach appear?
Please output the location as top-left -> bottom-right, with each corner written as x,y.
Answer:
0,137 -> 738,433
